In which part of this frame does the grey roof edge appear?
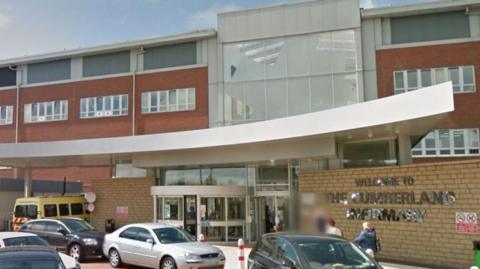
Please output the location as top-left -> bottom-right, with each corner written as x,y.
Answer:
361,0 -> 480,18
0,29 -> 216,68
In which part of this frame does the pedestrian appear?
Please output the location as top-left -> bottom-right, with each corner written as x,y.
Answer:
326,218 -> 343,237
353,222 -> 378,254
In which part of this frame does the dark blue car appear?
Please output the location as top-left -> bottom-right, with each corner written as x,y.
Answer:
0,246 -> 67,269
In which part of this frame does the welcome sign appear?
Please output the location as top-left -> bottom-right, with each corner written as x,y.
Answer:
325,177 -> 456,223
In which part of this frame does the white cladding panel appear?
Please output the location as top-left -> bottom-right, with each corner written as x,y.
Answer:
218,0 -> 361,43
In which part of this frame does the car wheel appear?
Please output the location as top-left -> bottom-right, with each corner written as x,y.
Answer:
109,248 -> 122,268
160,256 -> 177,269
69,243 -> 83,262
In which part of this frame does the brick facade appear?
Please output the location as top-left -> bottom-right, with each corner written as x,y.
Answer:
299,160 -> 480,269
89,178 -> 155,231
0,67 -> 208,188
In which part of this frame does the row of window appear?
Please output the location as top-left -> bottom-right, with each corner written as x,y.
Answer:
394,65 -> 475,94
412,129 -> 480,157
2,88 -> 196,124
141,88 -> 196,114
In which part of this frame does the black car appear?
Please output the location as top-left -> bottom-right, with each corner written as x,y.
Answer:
0,246 -> 68,269
19,218 -> 104,261
248,233 -> 382,269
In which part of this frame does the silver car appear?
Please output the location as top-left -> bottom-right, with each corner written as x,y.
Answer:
103,223 -> 225,269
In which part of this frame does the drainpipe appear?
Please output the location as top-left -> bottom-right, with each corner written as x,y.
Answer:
132,47 -> 145,136
8,65 -> 20,143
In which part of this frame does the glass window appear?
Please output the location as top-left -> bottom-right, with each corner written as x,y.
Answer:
462,66 -> 475,92
413,129 -> 480,157
275,238 -> 299,264
44,205 -> 57,218
3,236 -> 48,247
201,197 -> 225,221
227,226 -> 243,242
333,73 -> 357,107
165,169 -> 201,185
394,71 -> 405,94
244,81 -> 266,122
209,168 -> 247,186
136,228 -> 154,242
286,36 -> 309,76
163,197 -> 183,220
45,222 -> 61,232
448,67 -> 460,92
80,94 -> 127,119
24,100 -> 68,123
309,32 -> 332,75
14,205 -> 37,219
201,226 -> 226,242
311,75 -> 333,111
141,88 -> 195,114
224,42 -> 265,82
0,105 -> 13,125
225,83 -> 245,123
257,236 -> 276,257
70,203 -> 84,215
435,68 -> 447,83
154,227 -> 193,244
421,69 -> 432,87
266,79 -> 287,120
228,197 -> 245,221
30,222 -> 47,232
407,70 -> 418,91
59,204 -> 69,216
120,227 -> 139,240
331,30 -> 356,73
288,78 -> 310,116
265,39 -> 287,79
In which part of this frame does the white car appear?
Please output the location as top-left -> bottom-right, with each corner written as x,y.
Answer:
103,223 -> 225,269
0,232 -> 80,269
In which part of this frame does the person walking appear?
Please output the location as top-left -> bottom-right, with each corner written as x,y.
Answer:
353,222 -> 378,254
326,218 -> 343,237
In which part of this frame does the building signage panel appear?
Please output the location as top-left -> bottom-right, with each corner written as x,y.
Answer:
116,206 -> 128,220
456,212 -> 478,234
325,177 -> 455,223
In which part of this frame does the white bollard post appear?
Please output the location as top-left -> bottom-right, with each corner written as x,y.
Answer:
238,238 -> 245,269
198,233 -> 205,243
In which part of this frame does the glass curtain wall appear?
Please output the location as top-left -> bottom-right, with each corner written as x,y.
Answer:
223,30 -> 359,125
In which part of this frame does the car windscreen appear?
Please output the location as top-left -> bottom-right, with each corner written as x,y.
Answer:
3,236 -> 48,247
292,238 -> 377,269
0,260 -> 62,269
60,219 -> 94,232
14,205 -> 38,219
153,227 -> 193,244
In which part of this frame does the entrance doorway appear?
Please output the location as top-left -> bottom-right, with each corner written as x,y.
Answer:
250,196 -> 290,242
184,196 -> 197,237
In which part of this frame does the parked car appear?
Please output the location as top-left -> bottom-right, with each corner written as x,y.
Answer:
0,246 -> 75,269
0,232 -> 79,269
19,218 -> 103,261
103,223 -> 225,269
248,233 -> 382,269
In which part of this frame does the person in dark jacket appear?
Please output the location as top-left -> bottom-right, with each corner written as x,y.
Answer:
353,222 -> 378,253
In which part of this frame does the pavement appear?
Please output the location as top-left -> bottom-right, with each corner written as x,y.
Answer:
81,245 -> 431,269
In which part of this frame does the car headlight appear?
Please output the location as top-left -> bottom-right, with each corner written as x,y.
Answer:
219,251 -> 225,261
82,238 -> 98,246
184,252 -> 202,263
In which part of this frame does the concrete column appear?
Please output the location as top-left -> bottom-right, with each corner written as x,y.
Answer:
24,166 -> 32,198
398,135 -> 413,165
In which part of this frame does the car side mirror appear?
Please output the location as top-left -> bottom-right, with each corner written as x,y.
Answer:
56,227 -> 68,235
146,238 -> 155,245
282,258 -> 297,269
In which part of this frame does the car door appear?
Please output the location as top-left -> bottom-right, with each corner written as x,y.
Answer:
250,236 -> 277,269
22,221 -> 49,243
131,228 -> 159,268
117,227 -> 140,264
45,221 -> 69,251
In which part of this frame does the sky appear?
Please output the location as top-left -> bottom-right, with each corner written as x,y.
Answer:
0,0 -> 438,61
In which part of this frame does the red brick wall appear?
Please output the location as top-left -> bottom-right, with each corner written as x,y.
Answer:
0,88 -> 17,143
135,67 -> 209,134
376,41 -> 480,130
0,67 -> 208,187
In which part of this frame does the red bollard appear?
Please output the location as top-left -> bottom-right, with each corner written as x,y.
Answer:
238,238 -> 245,269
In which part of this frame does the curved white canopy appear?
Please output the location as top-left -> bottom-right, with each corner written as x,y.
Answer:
0,82 -> 454,167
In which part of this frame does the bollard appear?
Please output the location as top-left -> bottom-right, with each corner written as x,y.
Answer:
238,238 -> 245,269
198,233 -> 205,243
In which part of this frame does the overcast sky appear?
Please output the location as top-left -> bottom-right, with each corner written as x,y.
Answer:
0,0 -> 437,61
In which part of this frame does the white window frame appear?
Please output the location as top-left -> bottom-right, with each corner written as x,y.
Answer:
80,94 -> 128,119
412,128 -> 480,157
394,65 -> 476,94
141,88 -> 196,114
0,105 -> 13,125
24,100 -> 68,123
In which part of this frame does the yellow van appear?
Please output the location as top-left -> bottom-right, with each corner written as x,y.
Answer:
12,196 -> 88,231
